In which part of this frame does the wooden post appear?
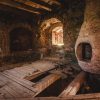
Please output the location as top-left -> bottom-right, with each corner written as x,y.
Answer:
59,71 -> 86,97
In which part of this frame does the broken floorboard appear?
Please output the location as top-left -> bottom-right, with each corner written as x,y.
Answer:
0,59 -> 88,99
0,60 -> 62,99
59,71 -> 87,97
0,72 -> 61,99
3,60 -> 56,79
33,73 -> 61,97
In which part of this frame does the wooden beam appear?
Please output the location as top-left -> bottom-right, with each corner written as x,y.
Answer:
24,62 -> 59,81
30,0 -> 53,9
33,73 -> 61,97
40,0 -> 61,6
0,4 -> 35,19
1,93 -> 100,100
24,70 -> 56,81
14,1 -> 50,13
24,71 -> 44,81
59,71 -> 86,97
0,0 -> 40,14
14,0 -> 52,11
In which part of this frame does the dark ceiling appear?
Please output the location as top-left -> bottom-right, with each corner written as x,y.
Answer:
0,0 -> 85,21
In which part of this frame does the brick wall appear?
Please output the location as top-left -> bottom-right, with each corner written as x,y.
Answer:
0,15 -> 40,63
39,0 -> 85,52
75,0 -> 100,74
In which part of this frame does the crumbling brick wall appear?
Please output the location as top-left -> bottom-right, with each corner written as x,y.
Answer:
39,0 -> 85,56
0,13 -> 39,63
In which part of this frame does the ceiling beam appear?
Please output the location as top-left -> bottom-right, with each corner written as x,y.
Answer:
0,0 -> 40,14
14,1 -> 51,13
30,0 -> 53,9
0,4 -> 36,20
14,0 -> 52,11
40,0 -> 61,6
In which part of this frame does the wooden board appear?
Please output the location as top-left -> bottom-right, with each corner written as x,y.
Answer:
0,60 -> 59,99
33,73 -> 61,97
0,73 -> 35,98
1,72 -> 37,93
59,71 -> 86,97
5,60 -> 56,79
1,92 -> 100,100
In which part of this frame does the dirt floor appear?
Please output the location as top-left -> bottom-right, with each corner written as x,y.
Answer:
0,55 -> 80,72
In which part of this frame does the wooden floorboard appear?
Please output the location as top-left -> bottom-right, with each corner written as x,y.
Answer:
0,73 -> 35,98
3,70 -> 35,86
0,59 -> 99,99
4,60 -> 56,79
1,72 -> 37,93
59,71 -> 86,97
0,60 -> 58,99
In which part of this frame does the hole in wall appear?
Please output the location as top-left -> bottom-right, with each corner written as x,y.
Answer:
76,43 -> 92,61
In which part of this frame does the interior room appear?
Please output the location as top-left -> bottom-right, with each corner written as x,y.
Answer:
0,0 -> 100,99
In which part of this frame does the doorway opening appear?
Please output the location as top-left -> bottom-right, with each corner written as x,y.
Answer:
40,18 -> 64,47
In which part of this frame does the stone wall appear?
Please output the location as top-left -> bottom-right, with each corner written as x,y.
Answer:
0,12 -> 40,63
0,0 -> 85,63
39,0 -> 85,52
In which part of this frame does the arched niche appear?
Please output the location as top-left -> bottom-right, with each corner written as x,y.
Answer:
76,43 -> 92,61
10,27 -> 33,52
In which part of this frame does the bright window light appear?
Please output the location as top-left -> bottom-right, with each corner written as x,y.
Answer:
52,26 -> 64,46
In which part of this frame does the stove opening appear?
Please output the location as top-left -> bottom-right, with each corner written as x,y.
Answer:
77,43 -> 92,61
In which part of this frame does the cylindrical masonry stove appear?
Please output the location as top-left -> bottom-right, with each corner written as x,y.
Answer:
75,0 -> 100,74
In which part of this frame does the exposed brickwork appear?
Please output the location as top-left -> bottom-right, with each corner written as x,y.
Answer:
39,0 -> 85,51
75,0 -> 100,74
0,15 -> 39,63
0,0 -> 85,66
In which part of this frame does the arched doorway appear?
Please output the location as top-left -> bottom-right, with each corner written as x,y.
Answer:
39,18 -> 64,57
40,18 -> 64,47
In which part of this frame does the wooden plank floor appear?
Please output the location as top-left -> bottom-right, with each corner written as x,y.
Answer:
0,60 -> 58,99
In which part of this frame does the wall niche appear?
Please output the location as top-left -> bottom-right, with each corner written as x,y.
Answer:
10,27 -> 33,52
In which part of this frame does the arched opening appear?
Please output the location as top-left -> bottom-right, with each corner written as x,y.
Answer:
10,27 -> 33,52
40,18 -> 64,47
76,43 -> 92,61
52,26 -> 64,46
